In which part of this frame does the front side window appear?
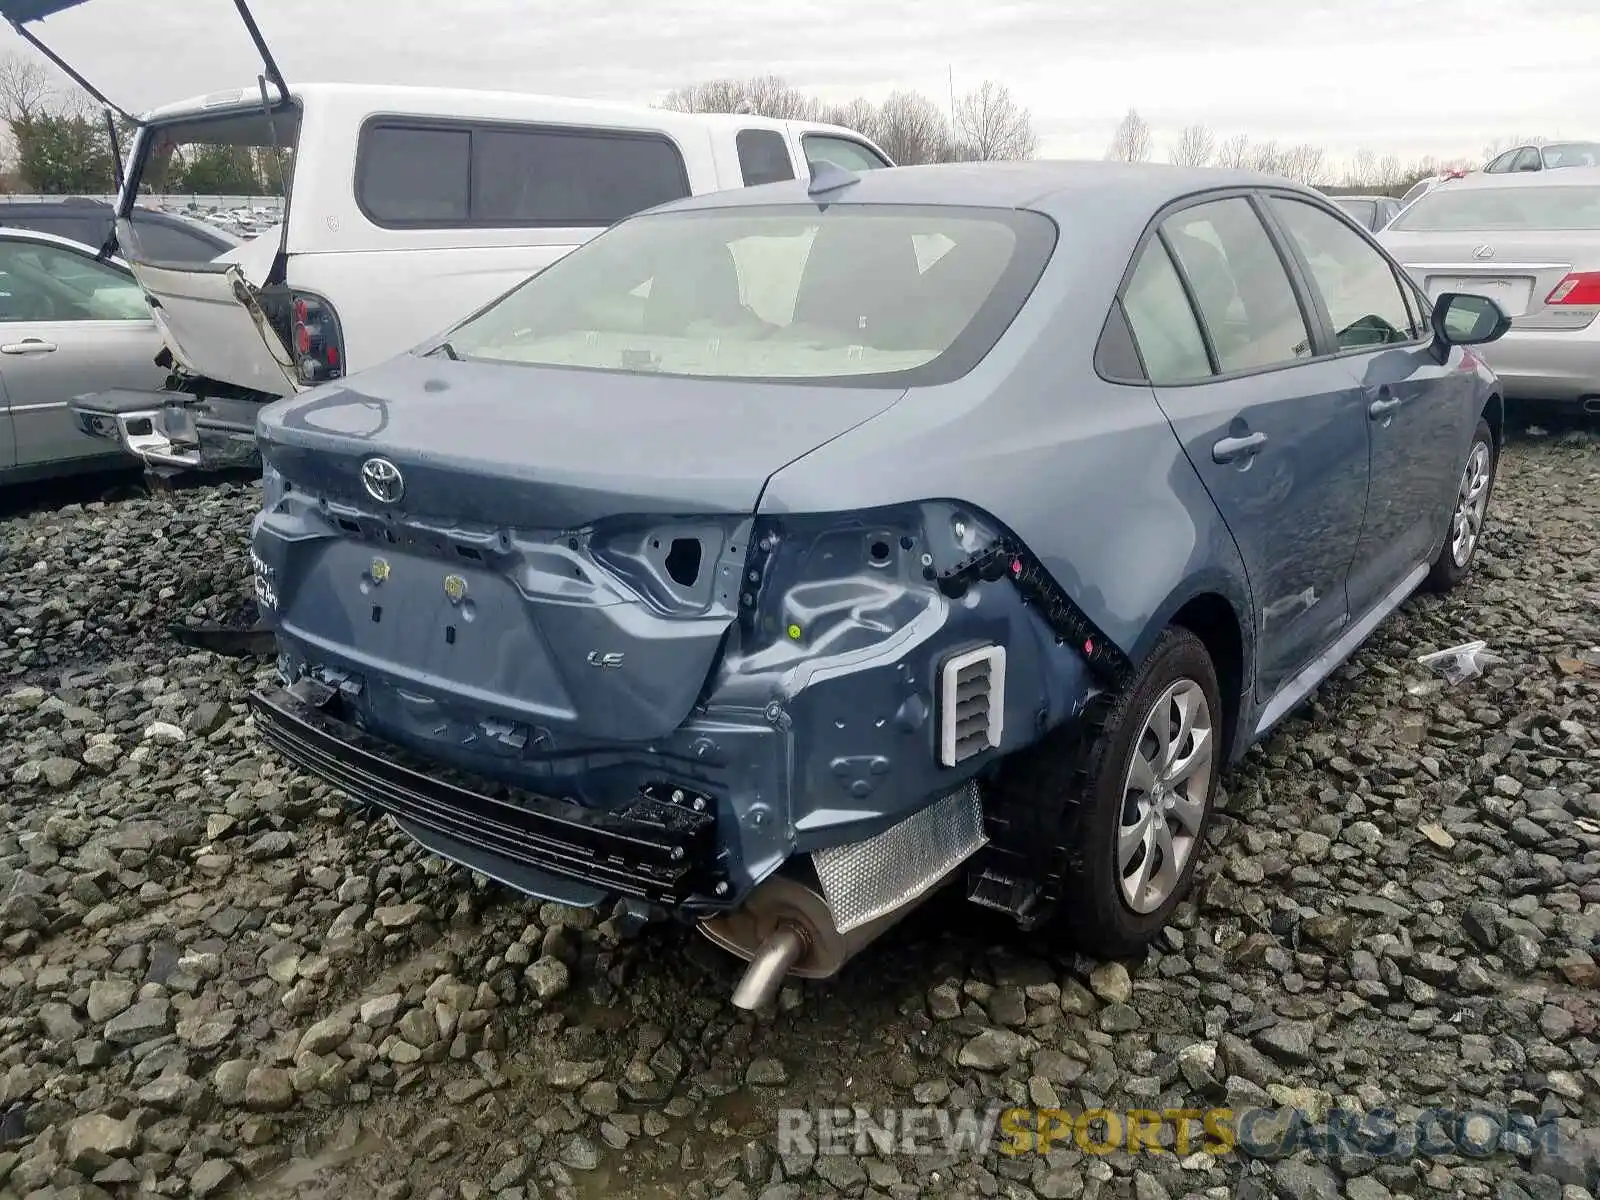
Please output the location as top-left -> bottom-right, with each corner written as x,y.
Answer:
736,129 -> 796,187
1511,147 -> 1542,172
1160,197 -> 1312,373
1270,197 -> 1415,349
802,134 -> 891,174
1389,184 -> 1600,232
443,204 -> 1055,386
1122,238 -> 1212,383
0,241 -> 147,323
1484,151 -> 1517,174
357,121 -> 692,228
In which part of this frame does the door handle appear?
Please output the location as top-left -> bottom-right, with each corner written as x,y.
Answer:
1212,431 -> 1267,464
0,339 -> 57,355
1367,386 -> 1401,418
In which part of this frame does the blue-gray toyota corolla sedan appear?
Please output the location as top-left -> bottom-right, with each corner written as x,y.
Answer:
247,161 -> 1509,1007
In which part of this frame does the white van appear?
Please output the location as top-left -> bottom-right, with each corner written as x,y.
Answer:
4,2 -> 892,470
67,82 -> 893,470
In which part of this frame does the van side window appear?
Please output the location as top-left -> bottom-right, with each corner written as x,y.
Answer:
736,130 -> 796,186
356,120 -> 692,229
359,126 -> 471,223
801,134 -> 891,173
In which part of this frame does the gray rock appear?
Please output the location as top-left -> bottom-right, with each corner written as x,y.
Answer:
243,1066 -> 294,1112
190,1158 -> 238,1198
103,996 -> 172,1045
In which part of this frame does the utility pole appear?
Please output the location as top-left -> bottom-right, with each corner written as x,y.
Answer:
947,65 -> 956,132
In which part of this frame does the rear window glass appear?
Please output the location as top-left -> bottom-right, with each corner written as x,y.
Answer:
1541,142 -> 1600,169
133,105 -> 298,217
444,204 -> 1055,386
357,121 -> 692,228
1332,198 -> 1376,228
1390,185 -> 1600,231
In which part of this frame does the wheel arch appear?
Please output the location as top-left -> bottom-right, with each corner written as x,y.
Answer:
1481,390 -> 1504,450
1137,575 -> 1255,764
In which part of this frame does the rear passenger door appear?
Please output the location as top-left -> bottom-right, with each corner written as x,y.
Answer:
1264,194 -> 1472,616
1120,194 -> 1372,706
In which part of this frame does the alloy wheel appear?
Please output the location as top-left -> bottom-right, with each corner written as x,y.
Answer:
1116,678 -> 1214,915
1450,441 -> 1492,568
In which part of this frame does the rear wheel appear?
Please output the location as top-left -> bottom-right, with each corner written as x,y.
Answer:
1425,417 -> 1496,593
1003,627 -> 1223,959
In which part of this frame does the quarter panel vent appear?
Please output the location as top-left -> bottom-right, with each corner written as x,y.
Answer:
939,645 -> 1005,766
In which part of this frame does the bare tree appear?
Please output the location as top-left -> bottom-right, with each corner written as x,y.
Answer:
1376,153 -> 1403,188
1344,148 -> 1377,188
952,80 -> 1037,161
742,74 -> 820,121
658,78 -> 748,114
874,90 -> 950,166
1104,108 -> 1151,163
1279,143 -> 1325,185
1168,123 -> 1214,167
1247,139 -> 1283,174
818,97 -> 880,144
1215,133 -> 1251,169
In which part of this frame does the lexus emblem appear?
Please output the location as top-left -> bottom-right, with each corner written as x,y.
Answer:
360,457 -> 404,504
1471,244 -> 1495,260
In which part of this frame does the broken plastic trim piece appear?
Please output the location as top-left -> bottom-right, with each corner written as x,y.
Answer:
937,538 -> 1134,688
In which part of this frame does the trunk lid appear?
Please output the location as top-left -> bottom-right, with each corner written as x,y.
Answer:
255,353 -> 906,743
1381,230 -> 1600,331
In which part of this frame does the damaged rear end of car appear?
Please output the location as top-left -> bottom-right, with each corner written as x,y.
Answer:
246,185 -> 1121,1006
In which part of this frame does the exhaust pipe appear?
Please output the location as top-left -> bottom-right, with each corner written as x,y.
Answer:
1582,396 -> 1600,415
702,873 -> 937,1011
729,923 -> 809,1010
701,782 -> 989,1010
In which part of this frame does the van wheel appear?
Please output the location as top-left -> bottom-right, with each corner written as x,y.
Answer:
1425,417 -> 1496,593
1002,627 -> 1222,960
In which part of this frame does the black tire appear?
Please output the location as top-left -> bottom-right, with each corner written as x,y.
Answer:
999,626 -> 1223,959
1424,417 -> 1497,594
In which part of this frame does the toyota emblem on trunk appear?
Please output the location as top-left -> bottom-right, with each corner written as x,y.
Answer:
1472,244 -> 1495,259
361,457 -> 404,504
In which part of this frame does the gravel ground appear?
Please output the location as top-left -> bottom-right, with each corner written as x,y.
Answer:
2,429 -> 1598,1200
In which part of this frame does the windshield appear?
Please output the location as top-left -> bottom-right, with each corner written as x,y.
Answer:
1388,184 -> 1600,232
443,204 -> 1056,386
124,103 -> 300,250
1541,142 -> 1600,169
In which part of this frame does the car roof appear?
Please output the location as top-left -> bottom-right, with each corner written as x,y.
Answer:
1443,165 -> 1600,190
0,222 -> 130,264
651,160 -> 1312,216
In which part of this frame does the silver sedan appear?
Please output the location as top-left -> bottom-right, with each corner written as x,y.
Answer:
0,227 -> 170,485
1378,167 -> 1600,410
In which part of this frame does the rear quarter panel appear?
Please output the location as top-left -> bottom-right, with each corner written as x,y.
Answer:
761,197 -> 1256,705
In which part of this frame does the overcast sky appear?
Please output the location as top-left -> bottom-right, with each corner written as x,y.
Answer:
2,0 -> 1596,166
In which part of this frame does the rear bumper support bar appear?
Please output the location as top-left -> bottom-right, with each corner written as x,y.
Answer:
248,681 -> 724,906
73,387 -> 262,472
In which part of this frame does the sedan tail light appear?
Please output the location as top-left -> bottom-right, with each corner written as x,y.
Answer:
1545,271 -> 1600,305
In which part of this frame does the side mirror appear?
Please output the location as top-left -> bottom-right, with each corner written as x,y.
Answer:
1432,292 -> 1511,347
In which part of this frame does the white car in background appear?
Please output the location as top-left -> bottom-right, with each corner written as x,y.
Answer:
1379,167 -> 1600,411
